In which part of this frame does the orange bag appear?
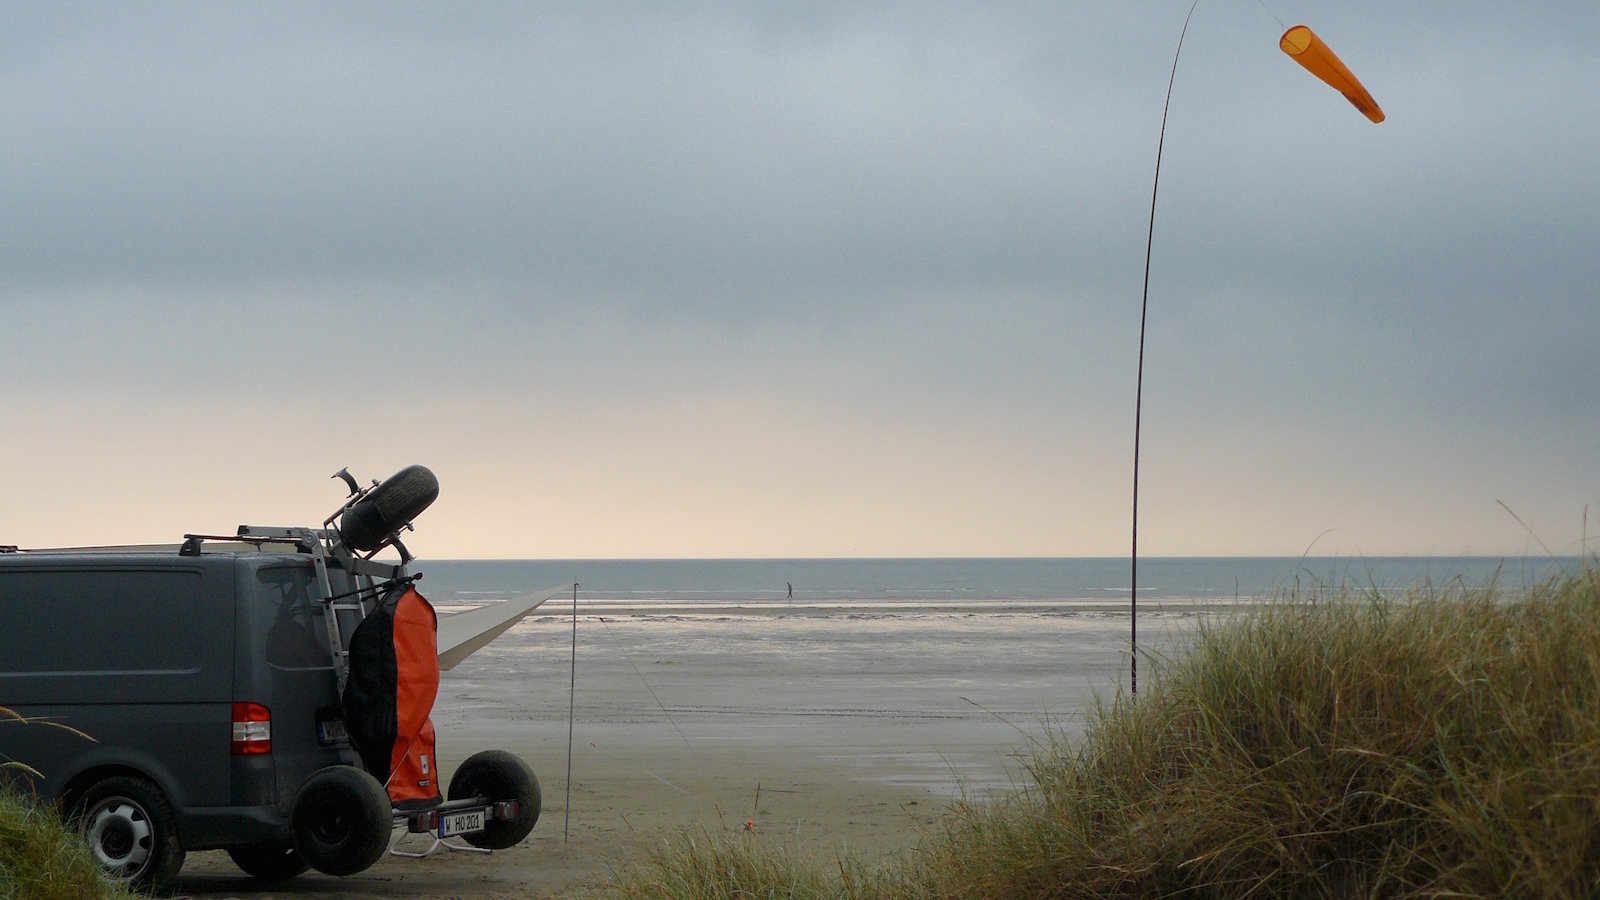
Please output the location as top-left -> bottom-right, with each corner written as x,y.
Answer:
342,584 -> 443,809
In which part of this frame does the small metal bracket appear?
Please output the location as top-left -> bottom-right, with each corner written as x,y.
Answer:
332,467 -> 362,496
234,525 -> 321,550
387,829 -> 492,858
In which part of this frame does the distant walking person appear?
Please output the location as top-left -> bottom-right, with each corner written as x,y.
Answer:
787,582 -> 793,599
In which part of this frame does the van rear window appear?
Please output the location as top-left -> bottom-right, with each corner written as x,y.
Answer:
0,570 -> 202,674
257,567 -> 333,669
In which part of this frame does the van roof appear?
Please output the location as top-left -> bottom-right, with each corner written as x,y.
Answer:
0,542 -> 307,557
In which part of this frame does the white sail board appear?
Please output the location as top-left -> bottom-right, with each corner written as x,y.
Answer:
436,584 -> 568,671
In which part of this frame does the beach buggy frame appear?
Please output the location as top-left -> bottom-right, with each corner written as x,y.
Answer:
180,465 -> 541,874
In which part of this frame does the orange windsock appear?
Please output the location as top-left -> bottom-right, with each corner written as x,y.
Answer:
1279,25 -> 1384,123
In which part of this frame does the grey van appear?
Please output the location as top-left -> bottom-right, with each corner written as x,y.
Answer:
2,466 -> 541,892
2,546 -> 400,890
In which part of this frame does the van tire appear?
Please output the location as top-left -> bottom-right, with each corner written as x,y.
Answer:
75,776 -> 185,893
227,842 -> 310,880
290,766 -> 392,876
447,750 -> 541,849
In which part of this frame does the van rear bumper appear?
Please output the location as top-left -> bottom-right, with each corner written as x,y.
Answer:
179,805 -> 292,851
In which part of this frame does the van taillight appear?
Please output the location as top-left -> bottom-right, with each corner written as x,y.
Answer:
231,702 -> 272,755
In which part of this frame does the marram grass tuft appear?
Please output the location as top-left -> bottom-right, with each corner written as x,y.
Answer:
608,827 -> 885,900
0,788 -> 128,900
608,565 -> 1600,899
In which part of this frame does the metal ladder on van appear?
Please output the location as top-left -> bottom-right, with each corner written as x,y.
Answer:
234,468 -> 422,691
225,524 -> 410,693
183,469 -> 422,693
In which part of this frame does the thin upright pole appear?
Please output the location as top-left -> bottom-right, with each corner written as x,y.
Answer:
564,581 -> 578,842
1133,0 -> 1200,698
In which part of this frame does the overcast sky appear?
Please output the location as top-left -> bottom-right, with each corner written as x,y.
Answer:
2,1 -> 1595,558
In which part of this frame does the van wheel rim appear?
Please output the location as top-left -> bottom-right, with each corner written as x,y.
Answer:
309,802 -> 353,844
84,798 -> 153,879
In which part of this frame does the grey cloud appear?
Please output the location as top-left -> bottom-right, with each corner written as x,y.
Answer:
0,3 -> 1185,303
2,3 -> 1592,313
0,3 -> 1589,317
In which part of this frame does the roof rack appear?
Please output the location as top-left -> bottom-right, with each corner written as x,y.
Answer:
3,543 -> 187,555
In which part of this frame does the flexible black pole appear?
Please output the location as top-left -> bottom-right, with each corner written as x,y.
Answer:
1134,0 -> 1200,698
564,581 -> 578,842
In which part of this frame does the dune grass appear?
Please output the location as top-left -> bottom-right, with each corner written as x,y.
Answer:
608,564 -> 1600,899
605,828 -> 884,900
0,788 -> 126,900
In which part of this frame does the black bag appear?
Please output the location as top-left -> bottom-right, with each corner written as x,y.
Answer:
341,585 -> 404,780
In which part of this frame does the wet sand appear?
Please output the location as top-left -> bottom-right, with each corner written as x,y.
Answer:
173,600 -> 1226,898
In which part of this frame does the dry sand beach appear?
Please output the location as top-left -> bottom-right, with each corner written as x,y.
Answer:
171,596 -> 1225,899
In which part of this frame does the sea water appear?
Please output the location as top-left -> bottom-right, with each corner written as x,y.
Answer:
420,557 -> 1572,796
415,556 -> 1564,606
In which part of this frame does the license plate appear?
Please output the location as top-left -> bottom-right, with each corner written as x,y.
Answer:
316,719 -> 348,744
438,810 -> 486,838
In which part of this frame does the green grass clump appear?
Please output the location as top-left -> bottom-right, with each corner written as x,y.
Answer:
609,830 -> 883,900
609,567 -> 1600,899
0,789 -> 125,900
